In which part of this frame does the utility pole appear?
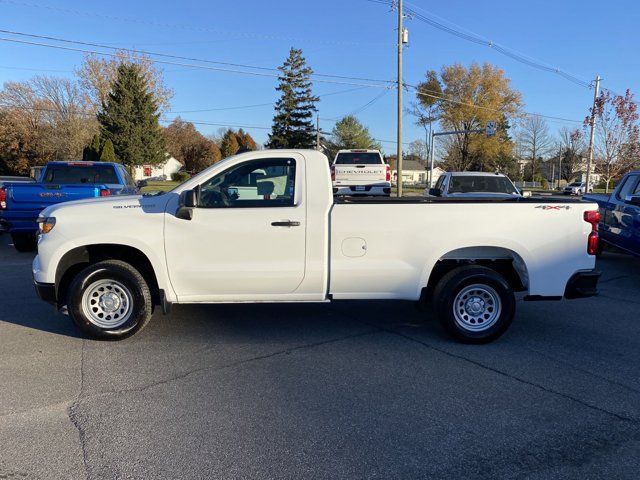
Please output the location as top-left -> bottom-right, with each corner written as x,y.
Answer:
557,143 -> 562,190
396,0 -> 404,197
585,75 -> 601,190
316,114 -> 320,150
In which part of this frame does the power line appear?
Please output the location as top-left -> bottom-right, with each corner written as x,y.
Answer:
169,86 -> 373,114
0,35 -> 392,89
369,0 -> 592,89
408,84 -> 583,124
0,29 -> 395,85
0,0 -> 384,48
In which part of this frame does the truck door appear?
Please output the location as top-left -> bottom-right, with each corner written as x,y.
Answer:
164,155 -> 306,300
607,174 -> 640,252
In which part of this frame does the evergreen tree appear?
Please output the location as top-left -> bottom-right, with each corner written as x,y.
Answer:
97,63 -> 165,167
99,138 -> 118,162
220,129 -> 239,157
83,134 -> 102,161
267,48 -> 319,149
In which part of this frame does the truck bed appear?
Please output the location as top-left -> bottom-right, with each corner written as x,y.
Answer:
335,196 -> 589,204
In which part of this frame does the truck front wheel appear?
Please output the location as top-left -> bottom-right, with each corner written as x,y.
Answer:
67,260 -> 153,340
11,232 -> 37,252
433,266 -> 515,344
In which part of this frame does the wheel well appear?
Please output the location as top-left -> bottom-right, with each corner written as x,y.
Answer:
422,247 -> 528,303
55,244 -> 160,307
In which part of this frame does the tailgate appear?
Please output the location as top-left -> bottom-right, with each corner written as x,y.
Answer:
7,183 -> 102,209
334,165 -> 386,184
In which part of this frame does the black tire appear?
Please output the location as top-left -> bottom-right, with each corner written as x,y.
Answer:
67,260 -> 153,340
11,232 -> 37,252
433,266 -> 515,344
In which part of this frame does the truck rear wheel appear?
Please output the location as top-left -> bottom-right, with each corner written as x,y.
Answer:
433,266 -> 515,344
11,232 -> 37,252
67,260 -> 153,340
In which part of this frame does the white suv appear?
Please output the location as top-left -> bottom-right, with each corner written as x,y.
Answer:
331,149 -> 391,196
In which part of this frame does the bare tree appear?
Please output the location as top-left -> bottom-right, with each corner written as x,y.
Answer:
587,89 -> 640,192
76,51 -> 174,113
516,116 -> 552,181
558,127 -> 586,183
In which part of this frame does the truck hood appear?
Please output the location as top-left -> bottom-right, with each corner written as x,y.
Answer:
41,193 -> 169,218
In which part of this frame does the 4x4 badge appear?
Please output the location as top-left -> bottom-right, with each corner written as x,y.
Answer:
535,205 -> 572,210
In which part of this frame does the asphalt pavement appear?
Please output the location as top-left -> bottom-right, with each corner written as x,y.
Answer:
1,233 -> 639,479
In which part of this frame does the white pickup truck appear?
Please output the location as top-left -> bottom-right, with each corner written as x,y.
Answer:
331,149 -> 391,196
33,150 -> 601,343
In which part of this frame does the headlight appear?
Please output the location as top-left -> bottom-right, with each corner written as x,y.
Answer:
37,216 -> 56,234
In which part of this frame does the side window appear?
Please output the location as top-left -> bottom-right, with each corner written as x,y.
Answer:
632,176 -> 640,195
120,167 -> 136,187
616,176 -> 638,201
435,175 -> 445,190
198,158 -> 296,208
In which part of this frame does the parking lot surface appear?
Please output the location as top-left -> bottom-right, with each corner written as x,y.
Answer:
1,234 -> 640,479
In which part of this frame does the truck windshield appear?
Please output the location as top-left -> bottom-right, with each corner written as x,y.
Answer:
43,165 -> 118,184
334,153 -> 382,165
448,176 -> 518,194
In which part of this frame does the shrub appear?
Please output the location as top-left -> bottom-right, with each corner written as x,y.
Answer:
171,171 -> 190,182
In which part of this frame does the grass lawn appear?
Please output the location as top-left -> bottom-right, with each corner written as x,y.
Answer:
141,181 -> 180,193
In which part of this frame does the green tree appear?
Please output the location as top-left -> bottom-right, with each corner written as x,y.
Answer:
97,63 -> 165,167
332,115 -> 381,150
220,129 -> 239,158
83,134 -> 101,161
267,48 -> 319,149
99,138 -> 117,162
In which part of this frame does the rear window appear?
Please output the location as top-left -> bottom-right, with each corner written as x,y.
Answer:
448,176 -> 518,195
43,165 -> 119,184
334,152 -> 382,165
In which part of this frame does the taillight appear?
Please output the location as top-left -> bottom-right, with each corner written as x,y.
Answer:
99,188 -> 111,197
330,166 -> 336,182
584,210 -> 601,255
386,164 -> 391,182
0,187 -> 6,209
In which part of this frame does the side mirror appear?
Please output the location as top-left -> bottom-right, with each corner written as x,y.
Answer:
428,188 -> 442,197
176,189 -> 197,220
136,180 -> 148,188
626,195 -> 640,206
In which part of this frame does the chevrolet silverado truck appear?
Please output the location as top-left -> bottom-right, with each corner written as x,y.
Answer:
0,161 -> 139,252
331,149 -> 391,196
32,150 -> 601,343
584,171 -> 640,257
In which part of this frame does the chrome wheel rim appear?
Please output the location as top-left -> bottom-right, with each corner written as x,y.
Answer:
81,279 -> 133,329
453,284 -> 501,332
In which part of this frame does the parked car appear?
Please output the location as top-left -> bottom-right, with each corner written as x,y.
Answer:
583,171 -> 640,257
563,182 -> 593,195
0,161 -> 139,251
331,149 -> 391,196
34,149 -> 600,344
426,172 -> 523,199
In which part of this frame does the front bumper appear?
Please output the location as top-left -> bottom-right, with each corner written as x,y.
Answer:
33,279 -> 56,305
564,270 -> 600,299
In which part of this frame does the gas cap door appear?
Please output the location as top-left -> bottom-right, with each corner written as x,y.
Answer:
341,237 -> 367,257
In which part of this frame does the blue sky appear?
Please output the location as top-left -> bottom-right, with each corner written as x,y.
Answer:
1,0 -> 638,152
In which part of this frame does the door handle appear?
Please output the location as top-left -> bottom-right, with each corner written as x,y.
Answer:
271,220 -> 300,227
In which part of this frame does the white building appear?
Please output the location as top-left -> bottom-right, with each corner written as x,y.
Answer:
391,160 -> 445,187
132,156 -> 183,181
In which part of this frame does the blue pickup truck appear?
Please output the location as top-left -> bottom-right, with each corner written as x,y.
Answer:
0,161 -> 139,251
584,171 -> 640,257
